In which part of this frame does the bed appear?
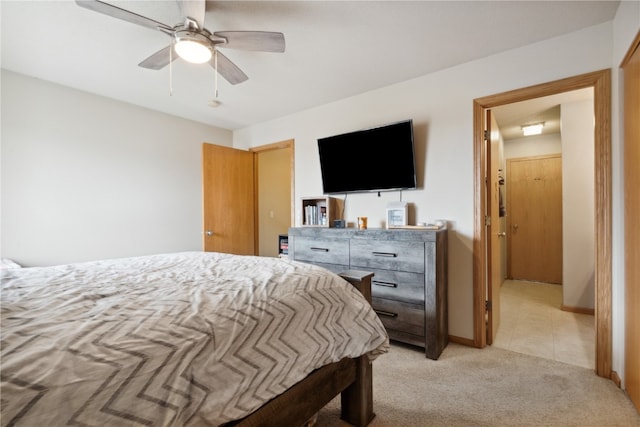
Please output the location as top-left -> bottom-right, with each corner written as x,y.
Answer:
1,251 -> 389,426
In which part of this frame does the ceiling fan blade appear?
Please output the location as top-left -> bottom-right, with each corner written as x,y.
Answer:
177,0 -> 206,29
138,45 -> 178,70
213,31 -> 285,53
75,0 -> 173,32
210,51 -> 248,85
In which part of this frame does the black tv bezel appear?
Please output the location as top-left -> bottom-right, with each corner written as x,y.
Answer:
317,119 -> 417,195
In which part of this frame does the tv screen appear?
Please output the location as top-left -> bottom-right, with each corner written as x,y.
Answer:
317,120 -> 417,194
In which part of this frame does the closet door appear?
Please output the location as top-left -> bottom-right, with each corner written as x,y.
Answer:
507,155 -> 563,284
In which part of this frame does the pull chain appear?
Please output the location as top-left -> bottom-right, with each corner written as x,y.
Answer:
214,48 -> 219,99
169,40 -> 173,96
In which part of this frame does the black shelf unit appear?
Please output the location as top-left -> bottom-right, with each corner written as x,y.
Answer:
278,234 -> 289,258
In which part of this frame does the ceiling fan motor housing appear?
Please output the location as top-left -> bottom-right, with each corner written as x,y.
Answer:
174,29 -> 211,47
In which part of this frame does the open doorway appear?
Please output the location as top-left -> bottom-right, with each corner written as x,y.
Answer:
202,140 -> 294,257
488,90 -> 596,369
251,140 -> 295,257
472,69 -> 612,379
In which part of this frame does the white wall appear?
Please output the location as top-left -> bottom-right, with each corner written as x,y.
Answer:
233,22 -> 613,342
1,70 -> 233,266
504,134 -> 562,159
561,100 -> 595,310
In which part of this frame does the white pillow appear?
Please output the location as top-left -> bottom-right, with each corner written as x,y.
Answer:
1,258 -> 22,270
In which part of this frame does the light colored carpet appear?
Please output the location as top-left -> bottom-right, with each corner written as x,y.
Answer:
315,342 -> 640,426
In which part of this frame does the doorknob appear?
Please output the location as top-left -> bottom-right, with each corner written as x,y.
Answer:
205,230 -> 214,236
498,232 -> 506,237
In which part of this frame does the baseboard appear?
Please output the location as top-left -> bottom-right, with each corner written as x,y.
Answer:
611,370 -> 622,388
561,304 -> 595,315
448,335 -> 478,348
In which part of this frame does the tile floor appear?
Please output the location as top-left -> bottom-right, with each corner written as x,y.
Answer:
493,280 -> 595,369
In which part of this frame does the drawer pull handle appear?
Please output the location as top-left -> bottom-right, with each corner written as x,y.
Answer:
310,247 -> 329,252
373,280 -> 398,288
375,310 -> 398,318
372,251 -> 397,258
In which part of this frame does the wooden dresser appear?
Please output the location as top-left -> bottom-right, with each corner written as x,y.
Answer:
288,227 -> 448,360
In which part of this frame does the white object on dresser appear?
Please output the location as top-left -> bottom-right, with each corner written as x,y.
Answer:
386,201 -> 408,228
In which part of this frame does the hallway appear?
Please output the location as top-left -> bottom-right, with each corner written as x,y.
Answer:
493,280 -> 595,369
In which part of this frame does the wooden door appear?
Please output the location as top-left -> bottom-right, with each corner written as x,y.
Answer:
507,155 -> 563,284
623,32 -> 640,413
202,143 -> 256,255
486,111 -> 502,344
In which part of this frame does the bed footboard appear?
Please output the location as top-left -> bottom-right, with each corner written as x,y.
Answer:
339,271 -> 375,427
227,271 -> 376,427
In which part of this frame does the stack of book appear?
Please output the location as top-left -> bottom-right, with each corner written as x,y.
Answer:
278,235 -> 289,258
304,204 -> 327,226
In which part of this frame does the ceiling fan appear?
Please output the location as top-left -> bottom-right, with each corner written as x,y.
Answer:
75,0 -> 285,85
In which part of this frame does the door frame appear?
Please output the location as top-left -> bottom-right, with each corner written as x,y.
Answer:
621,30 -> 640,408
472,69 -> 612,379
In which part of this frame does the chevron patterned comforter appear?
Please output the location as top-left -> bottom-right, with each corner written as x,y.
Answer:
1,251 -> 389,426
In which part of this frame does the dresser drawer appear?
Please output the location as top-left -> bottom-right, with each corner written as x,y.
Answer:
368,268 -> 425,305
350,240 -> 425,273
293,237 -> 350,266
308,261 -> 350,275
372,297 -> 425,337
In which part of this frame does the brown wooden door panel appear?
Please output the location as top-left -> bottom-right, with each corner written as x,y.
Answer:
507,155 -> 563,284
623,33 -> 640,413
487,110 -> 502,344
202,143 -> 255,255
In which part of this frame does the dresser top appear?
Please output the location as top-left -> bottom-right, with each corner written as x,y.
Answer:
288,226 -> 446,242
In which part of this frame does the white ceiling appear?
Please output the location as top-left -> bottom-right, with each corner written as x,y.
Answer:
0,1 -> 619,131
492,87 -> 594,141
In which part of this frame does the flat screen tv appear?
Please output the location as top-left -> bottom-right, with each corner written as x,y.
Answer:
317,119 -> 417,194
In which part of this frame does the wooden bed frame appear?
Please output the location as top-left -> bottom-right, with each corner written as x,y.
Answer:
225,270 -> 377,427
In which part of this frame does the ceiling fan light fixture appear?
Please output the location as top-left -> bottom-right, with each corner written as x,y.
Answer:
175,32 -> 212,64
521,122 -> 544,136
